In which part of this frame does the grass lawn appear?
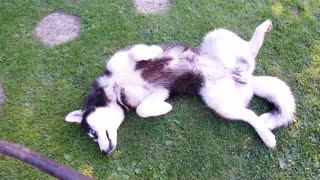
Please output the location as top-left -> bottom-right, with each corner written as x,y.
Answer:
0,0 -> 319,179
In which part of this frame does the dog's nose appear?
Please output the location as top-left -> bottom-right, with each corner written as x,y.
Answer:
101,150 -> 108,155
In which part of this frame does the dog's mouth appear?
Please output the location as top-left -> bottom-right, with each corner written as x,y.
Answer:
101,149 -> 111,155
101,144 -> 116,155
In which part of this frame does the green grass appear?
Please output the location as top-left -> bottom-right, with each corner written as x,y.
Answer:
0,0 -> 319,179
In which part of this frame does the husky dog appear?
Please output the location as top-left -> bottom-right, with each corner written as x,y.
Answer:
65,20 -> 295,155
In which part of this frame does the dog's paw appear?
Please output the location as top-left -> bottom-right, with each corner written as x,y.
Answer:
159,102 -> 173,115
260,19 -> 273,33
149,45 -> 163,56
259,128 -> 276,148
265,20 -> 272,32
136,101 -> 172,118
129,45 -> 163,61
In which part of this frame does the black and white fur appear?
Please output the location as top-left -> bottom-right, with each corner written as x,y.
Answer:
65,20 -> 295,155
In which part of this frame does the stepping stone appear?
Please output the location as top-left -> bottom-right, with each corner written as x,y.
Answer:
35,12 -> 80,46
0,84 -> 5,106
134,0 -> 171,14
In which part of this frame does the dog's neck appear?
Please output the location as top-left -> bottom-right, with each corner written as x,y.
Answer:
113,83 -> 131,112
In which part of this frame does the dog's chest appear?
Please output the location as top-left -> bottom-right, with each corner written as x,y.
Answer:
113,68 -> 152,108
116,76 -> 151,108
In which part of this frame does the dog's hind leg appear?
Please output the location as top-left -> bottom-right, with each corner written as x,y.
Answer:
250,20 -> 272,58
214,106 -> 276,148
136,88 -> 172,118
200,82 -> 276,148
129,45 -> 163,61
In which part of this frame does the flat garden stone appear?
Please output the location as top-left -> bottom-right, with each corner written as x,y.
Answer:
134,0 -> 171,14
35,12 -> 80,46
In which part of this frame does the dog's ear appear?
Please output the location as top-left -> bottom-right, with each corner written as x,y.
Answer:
65,110 -> 83,123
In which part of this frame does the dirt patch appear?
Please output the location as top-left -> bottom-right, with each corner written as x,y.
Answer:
134,0 -> 171,14
35,12 -> 80,46
291,8 -> 301,16
0,84 -> 5,106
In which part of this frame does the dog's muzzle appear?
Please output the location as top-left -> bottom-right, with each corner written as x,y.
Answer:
100,144 -> 116,155
101,149 -> 111,155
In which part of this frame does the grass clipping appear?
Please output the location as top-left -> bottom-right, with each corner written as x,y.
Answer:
0,84 -> 5,106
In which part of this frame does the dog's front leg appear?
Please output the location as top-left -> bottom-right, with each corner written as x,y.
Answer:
129,45 -> 163,61
136,89 -> 172,118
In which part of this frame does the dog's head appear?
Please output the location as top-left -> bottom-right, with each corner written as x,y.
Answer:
65,75 -> 125,155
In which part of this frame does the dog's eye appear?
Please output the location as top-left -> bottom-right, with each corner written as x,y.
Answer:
90,129 -> 96,136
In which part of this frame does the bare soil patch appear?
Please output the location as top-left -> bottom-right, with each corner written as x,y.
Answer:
291,8 -> 301,16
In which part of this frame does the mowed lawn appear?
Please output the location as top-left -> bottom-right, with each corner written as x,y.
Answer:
0,0 -> 319,179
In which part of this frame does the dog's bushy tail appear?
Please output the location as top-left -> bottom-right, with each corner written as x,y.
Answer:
252,76 -> 295,130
